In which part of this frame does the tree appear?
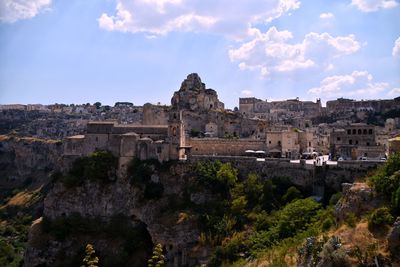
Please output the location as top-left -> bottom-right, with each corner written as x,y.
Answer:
148,243 -> 165,267
282,186 -> 302,204
81,244 -> 99,267
94,102 -> 102,109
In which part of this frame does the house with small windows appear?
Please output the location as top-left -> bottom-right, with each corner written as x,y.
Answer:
329,123 -> 386,160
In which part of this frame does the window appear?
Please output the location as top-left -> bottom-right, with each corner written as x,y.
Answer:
363,129 -> 367,134
369,129 -> 373,134
347,130 -> 351,135
358,129 -> 362,135
352,129 -> 356,134
309,141 -> 311,147
95,137 -> 98,142
278,141 -> 281,146
337,137 -> 341,141
366,142 -> 370,146
349,140 -> 353,145
355,140 -> 358,145
157,147 -> 162,153
269,141 -> 271,144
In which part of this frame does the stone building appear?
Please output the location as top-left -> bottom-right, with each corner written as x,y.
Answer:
239,97 -> 322,122
326,97 -> 400,115
329,123 -> 385,159
389,136 -> 400,155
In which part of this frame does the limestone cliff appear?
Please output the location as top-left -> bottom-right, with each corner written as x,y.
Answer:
24,162 -> 203,267
0,135 -> 63,199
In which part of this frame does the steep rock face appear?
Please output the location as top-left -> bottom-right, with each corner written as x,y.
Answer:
335,182 -> 382,222
388,217 -> 400,260
0,135 -> 63,198
171,73 -> 224,111
24,163 -> 202,267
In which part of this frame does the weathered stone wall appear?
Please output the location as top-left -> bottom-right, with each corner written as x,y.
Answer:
143,103 -> 170,125
188,138 -> 266,156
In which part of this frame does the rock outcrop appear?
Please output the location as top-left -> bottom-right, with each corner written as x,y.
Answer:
24,163 -> 202,267
335,182 -> 382,222
0,135 -> 63,198
171,73 -> 224,111
388,217 -> 400,260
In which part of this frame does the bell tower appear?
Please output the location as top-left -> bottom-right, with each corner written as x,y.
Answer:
168,110 -> 188,160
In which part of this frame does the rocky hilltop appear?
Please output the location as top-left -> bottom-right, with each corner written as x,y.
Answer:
171,73 -> 224,111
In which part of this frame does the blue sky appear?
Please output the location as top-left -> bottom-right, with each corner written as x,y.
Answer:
0,0 -> 399,108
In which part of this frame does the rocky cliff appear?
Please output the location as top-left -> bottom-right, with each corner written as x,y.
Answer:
23,162 -> 204,267
0,135 -> 63,200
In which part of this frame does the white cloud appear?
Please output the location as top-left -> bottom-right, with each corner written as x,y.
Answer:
308,70 -> 389,98
98,0 -> 300,37
393,37 -> 400,57
388,88 -> 400,96
351,0 -> 398,12
319,12 -> 334,19
229,27 -> 361,77
241,90 -> 253,96
0,0 -> 51,23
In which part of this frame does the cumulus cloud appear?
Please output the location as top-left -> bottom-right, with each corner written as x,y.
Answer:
0,0 -> 51,23
308,70 -> 389,98
393,37 -> 400,57
351,0 -> 398,12
98,0 -> 300,36
228,27 -> 361,77
319,12 -> 334,19
388,88 -> 400,96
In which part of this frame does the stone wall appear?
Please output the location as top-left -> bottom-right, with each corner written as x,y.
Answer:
143,103 -> 170,125
188,138 -> 266,156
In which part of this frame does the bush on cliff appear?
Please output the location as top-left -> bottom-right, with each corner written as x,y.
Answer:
195,160 -> 237,196
369,153 -> 400,198
126,158 -> 165,200
368,207 -> 394,230
61,150 -> 118,188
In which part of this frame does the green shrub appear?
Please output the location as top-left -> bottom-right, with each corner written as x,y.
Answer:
208,233 -> 247,267
369,153 -> 400,198
61,150 -> 117,188
321,218 -> 335,231
344,212 -> 358,228
195,161 -> 237,196
282,186 -> 302,204
329,192 -> 342,206
243,174 -> 263,208
276,198 -> 321,239
319,236 -> 350,267
392,185 -> 400,213
368,207 -> 394,230
85,150 -> 118,182
127,158 -> 154,185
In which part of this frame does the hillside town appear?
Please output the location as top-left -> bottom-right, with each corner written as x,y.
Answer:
2,73 -> 399,163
